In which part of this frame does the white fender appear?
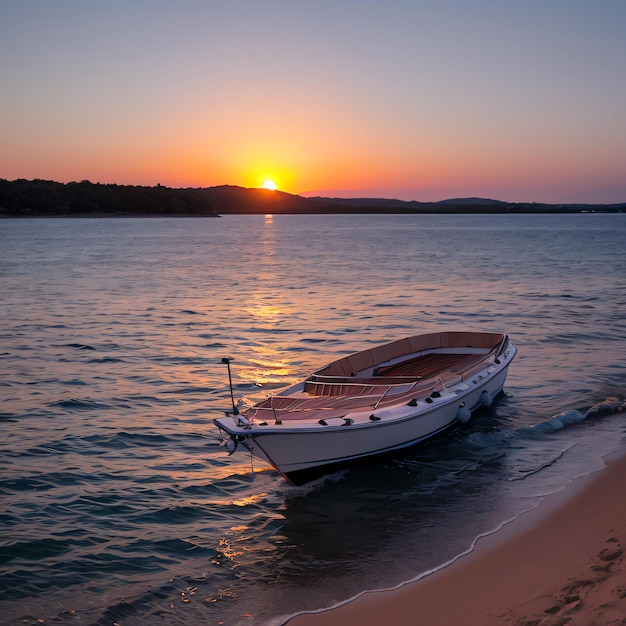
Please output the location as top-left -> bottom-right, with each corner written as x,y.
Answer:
456,405 -> 472,423
480,390 -> 493,407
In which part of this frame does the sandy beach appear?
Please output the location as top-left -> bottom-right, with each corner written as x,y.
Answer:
286,451 -> 626,626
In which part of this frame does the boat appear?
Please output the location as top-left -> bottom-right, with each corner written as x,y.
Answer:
214,331 -> 517,485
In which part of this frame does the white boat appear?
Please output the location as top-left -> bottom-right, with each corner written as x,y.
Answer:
214,331 -> 517,485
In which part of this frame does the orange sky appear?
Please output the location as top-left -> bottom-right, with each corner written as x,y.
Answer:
1,1 -> 625,203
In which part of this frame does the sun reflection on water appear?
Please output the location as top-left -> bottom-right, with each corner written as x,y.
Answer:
230,492 -> 269,508
247,303 -> 283,319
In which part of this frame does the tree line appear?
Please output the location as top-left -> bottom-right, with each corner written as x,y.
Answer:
0,179 -> 218,216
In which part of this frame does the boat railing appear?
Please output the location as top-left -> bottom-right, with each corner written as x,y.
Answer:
450,336 -> 507,384
495,334 -> 509,359
373,385 -> 394,409
310,375 -> 424,382
304,376 -> 423,397
247,380 -> 424,422
372,381 -> 421,408
306,374 -> 421,389
437,374 -> 464,390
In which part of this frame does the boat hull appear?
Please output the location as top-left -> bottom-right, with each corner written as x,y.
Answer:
214,332 -> 517,485
275,419 -> 460,486
248,369 -> 508,484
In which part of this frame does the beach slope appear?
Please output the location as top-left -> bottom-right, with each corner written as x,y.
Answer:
286,452 -> 626,626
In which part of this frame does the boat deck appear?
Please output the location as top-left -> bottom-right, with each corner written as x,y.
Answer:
302,351 -> 491,398
244,352 -> 492,423
374,352 -> 484,378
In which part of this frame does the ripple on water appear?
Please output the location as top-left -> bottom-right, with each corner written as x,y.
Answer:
1,214 -> 625,625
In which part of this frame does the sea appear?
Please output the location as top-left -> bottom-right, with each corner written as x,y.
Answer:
1,213 -> 625,626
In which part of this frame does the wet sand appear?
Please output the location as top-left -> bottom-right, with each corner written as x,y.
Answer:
286,450 -> 626,626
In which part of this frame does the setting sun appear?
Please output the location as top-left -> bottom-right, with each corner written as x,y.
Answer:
262,179 -> 277,191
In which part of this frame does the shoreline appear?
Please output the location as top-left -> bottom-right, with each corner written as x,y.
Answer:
0,212 -> 221,219
284,449 -> 626,626
1,209 -> 625,218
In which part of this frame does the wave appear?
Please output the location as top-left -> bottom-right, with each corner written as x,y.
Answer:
161,385 -> 215,395
88,356 -> 125,364
134,504 -> 212,525
80,430 -> 175,450
49,398 -> 113,411
1,537 -> 69,564
519,396 -> 625,438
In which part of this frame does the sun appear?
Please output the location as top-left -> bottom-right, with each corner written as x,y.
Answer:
262,179 -> 277,191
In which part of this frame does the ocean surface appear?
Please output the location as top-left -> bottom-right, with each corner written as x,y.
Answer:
1,213 -> 625,626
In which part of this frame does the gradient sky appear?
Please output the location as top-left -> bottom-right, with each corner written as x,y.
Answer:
1,0 -> 625,203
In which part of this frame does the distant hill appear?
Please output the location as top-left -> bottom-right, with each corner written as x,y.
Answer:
437,197 -> 506,205
191,185 -> 335,214
306,195 -> 625,214
1,179 -> 624,216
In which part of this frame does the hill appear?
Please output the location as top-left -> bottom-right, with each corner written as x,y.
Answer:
306,195 -> 625,214
1,179 -> 624,216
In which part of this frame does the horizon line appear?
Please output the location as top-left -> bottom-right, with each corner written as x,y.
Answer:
2,177 -> 625,206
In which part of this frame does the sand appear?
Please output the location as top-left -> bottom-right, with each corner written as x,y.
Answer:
285,451 -> 626,626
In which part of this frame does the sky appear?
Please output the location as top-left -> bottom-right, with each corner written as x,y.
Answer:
1,0 -> 625,203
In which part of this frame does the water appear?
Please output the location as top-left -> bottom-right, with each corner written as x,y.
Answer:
1,213 -> 625,626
